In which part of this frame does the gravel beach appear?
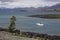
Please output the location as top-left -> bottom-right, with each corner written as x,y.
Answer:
0,31 -> 38,40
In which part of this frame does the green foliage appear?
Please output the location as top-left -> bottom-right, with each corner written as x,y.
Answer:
8,16 -> 16,32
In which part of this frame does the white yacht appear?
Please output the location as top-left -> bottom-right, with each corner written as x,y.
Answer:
36,23 -> 44,26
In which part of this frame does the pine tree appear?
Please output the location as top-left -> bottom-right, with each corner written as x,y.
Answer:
8,16 -> 16,32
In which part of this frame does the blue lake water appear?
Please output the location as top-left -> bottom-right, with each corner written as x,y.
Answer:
0,11 -> 60,35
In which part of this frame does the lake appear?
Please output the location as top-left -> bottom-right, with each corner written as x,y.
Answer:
0,11 -> 60,35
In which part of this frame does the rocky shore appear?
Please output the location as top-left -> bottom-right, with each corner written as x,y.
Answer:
0,31 -> 38,40
0,27 -> 60,40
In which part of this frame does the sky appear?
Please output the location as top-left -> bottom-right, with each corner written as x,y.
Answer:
0,0 -> 60,8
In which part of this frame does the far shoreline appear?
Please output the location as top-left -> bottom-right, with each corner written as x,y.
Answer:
27,14 -> 60,19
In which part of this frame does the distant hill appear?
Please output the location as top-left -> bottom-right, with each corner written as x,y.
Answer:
0,3 -> 60,12
37,3 -> 60,11
50,3 -> 60,9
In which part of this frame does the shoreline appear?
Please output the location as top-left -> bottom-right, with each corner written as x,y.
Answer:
0,27 -> 60,40
28,14 -> 60,19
